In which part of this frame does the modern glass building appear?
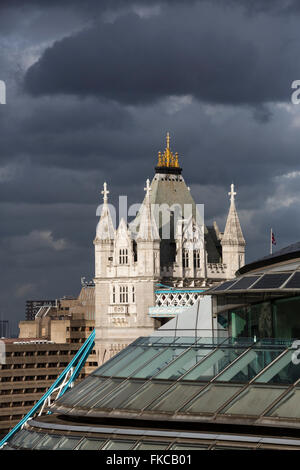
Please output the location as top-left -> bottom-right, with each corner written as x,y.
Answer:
3,334 -> 300,450
4,243 -> 300,451
211,242 -> 300,341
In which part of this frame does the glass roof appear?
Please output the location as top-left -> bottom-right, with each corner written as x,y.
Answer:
51,337 -> 300,425
5,334 -> 300,452
6,426 -> 300,450
208,264 -> 300,295
10,427 -> 293,451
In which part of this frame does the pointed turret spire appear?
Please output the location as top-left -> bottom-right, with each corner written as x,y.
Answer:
96,182 -> 115,240
101,182 -> 109,204
228,183 -> 236,204
137,179 -> 160,241
222,183 -> 245,246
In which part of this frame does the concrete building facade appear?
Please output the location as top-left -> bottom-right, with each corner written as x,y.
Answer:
0,284 -> 97,437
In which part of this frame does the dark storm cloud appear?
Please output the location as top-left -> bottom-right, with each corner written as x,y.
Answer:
24,5 -> 299,106
1,0 -> 300,14
2,0 -> 300,331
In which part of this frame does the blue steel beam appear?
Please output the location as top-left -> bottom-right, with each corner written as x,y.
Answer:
0,329 -> 95,448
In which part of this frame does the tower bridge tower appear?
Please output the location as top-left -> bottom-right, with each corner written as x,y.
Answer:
94,134 -> 245,364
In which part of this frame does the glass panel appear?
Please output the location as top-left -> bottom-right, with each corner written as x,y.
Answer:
273,296 -> 300,340
170,443 -> 208,450
173,337 -> 197,345
284,272 -> 300,289
147,383 -> 203,412
181,384 -> 242,414
222,337 -> 254,347
181,348 -> 245,381
10,429 -> 29,447
94,380 -> 145,409
102,440 -> 135,450
258,338 -> 292,347
54,436 -> 81,450
67,378 -> 105,407
134,441 -> 169,450
213,445 -> 253,450
135,337 -> 165,345
215,348 -> 284,383
74,378 -> 122,408
114,347 -> 166,378
229,303 -> 273,340
75,438 -> 106,450
93,346 -> 140,377
221,385 -> 285,416
10,430 -> 41,449
120,381 -> 172,410
196,337 -> 228,346
155,347 -> 212,380
213,280 -> 237,291
153,337 -> 177,344
255,350 -> 300,384
268,388 -> 300,418
21,432 -> 42,449
59,377 -> 104,406
35,434 -> 62,450
132,346 -> 189,379
229,276 -> 260,290
251,273 -> 290,289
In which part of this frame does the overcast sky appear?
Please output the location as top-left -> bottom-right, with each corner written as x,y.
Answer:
1,0 -> 300,332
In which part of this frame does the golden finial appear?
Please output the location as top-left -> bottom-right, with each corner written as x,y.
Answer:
156,133 -> 180,169
158,151 -> 162,166
166,132 -> 170,150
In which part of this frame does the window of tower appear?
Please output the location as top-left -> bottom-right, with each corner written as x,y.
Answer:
183,250 -> 189,268
194,250 -> 200,269
119,248 -> 128,264
120,286 -> 129,303
132,240 -> 137,262
112,286 -> 116,304
132,286 -> 135,303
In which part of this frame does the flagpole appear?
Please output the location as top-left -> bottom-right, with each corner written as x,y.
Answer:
270,228 -> 272,255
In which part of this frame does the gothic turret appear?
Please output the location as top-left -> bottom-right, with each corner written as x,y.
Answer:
94,182 -> 115,278
95,182 -> 115,241
136,179 -> 160,277
221,184 -> 246,278
136,179 -> 160,242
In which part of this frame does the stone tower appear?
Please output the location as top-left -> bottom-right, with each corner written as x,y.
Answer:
94,135 -> 246,364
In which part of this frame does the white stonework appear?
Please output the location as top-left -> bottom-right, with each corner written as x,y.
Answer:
221,183 -> 246,279
94,140 -> 245,364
